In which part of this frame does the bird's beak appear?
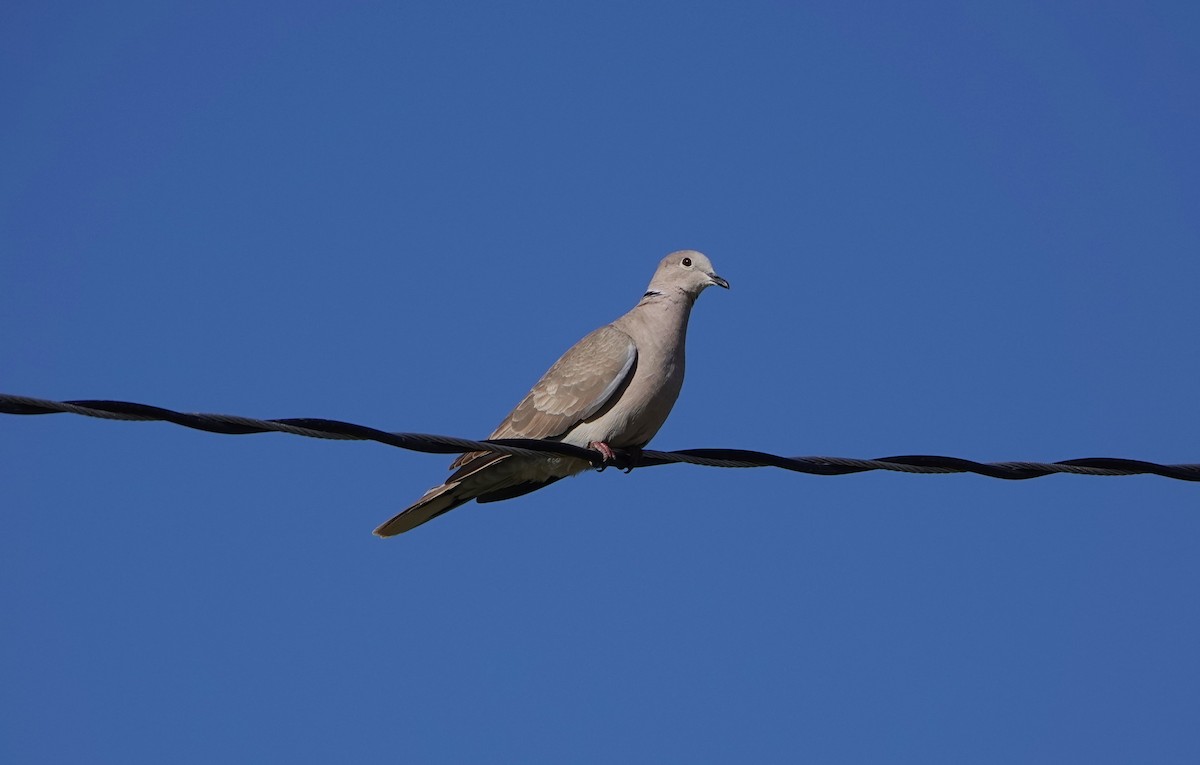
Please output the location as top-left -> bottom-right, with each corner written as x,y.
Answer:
709,273 -> 730,289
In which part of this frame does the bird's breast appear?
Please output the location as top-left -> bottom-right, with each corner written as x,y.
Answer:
566,343 -> 685,449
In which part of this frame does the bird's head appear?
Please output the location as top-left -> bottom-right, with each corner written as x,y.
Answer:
646,250 -> 730,299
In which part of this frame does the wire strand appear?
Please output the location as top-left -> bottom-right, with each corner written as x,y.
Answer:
3,392 -> 1198,481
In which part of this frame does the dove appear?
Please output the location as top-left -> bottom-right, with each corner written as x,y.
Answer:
374,250 -> 729,536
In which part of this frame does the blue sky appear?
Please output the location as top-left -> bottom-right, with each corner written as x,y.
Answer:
3,2 -> 1199,762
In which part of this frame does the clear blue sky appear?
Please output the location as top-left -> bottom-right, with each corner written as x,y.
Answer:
3,2 -> 1199,762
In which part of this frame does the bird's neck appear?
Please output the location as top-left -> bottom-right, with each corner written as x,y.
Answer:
627,290 -> 694,353
637,287 -> 696,310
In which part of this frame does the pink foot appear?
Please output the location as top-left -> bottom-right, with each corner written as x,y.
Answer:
589,441 -> 617,463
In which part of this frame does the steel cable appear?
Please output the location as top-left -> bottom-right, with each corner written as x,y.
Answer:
3,393 -> 1198,481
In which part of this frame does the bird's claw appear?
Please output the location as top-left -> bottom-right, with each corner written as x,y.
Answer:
589,442 -> 640,473
589,441 -> 616,471
616,446 -> 642,473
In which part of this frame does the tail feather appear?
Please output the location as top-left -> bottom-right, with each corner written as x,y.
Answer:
375,454 -> 515,537
373,482 -> 471,537
476,477 -> 562,503
375,453 -> 587,536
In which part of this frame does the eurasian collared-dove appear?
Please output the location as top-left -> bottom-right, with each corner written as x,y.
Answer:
374,250 -> 729,536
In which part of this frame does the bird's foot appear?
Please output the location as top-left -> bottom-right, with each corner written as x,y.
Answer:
614,446 -> 640,473
589,441 -> 617,471
589,442 -> 639,473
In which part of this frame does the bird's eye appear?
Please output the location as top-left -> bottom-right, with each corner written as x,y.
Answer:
681,257 -> 692,267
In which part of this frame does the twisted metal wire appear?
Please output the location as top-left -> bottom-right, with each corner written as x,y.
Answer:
3,393 -> 1198,481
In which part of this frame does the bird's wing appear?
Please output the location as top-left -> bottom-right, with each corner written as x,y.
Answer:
448,324 -> 637,471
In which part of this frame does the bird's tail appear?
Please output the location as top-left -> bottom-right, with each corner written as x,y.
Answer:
374,453 -> 582,537
373,482 -> 472,537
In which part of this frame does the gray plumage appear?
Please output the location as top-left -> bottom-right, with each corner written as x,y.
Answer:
374,250 -> 729,536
